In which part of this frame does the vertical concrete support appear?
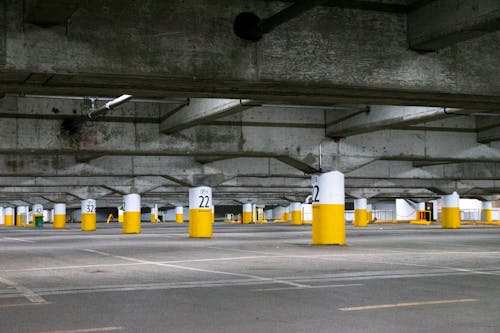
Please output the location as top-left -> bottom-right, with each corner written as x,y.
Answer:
16,206 -> 26,227
53,204 -> 66,229
118,207 -> 124,223
442,192 -> 460,229
242,203 -> 253,224
481,201 -> 493,222
291,202 -> 303,225
284,206 -> 290,222
4,207 -> 14,226
302,204 -> 313,224
150,204 -> 158,223
353,198 -> 369,227
312,171 -> 345,245
367,204 -> 373,223
32,204 -> 43,227
0,207 -> 4,225
416,202 -> 426,220
50,209 -> 54,223
123,194 -> 141,234
81,199 -> 97,231
175,206 -> 184,223
189,186 -> 213,238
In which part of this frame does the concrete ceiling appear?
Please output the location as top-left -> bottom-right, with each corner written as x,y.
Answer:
0,0 -> 499,208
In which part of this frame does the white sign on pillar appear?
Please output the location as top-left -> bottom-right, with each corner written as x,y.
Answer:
189,186 -> 212,209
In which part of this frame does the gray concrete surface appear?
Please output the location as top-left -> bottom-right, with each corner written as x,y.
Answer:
1,222 -> 499,333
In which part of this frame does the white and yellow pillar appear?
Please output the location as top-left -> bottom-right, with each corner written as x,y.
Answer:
353,198 -> 369,227
16,206 -> 26,227
123,194 -> 141,234
4,207 -> 14,226
312,171 -> 345,245
150,204 -> 159,223
367,204 -> 373,223
117,207 -> 124,223
481,201 -> 493,222
416,202 -> 426,221
189,186 -> 212,238
442,192 -> 460,229
53,203 -> 66,229
81,199 -> 97,231
175,206 -> 184,223
283,206 -> 290,222
291,202 -> 303,225
242,203 -> 253,224
32,204 -> 43,228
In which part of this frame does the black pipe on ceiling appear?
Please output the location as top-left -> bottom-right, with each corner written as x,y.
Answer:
234,0 -> 329,41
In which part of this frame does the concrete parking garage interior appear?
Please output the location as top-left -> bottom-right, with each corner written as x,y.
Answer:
1,1 -> 500,332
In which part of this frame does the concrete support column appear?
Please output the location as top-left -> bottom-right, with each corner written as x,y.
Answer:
32,204 -> 43,228
4,207 -> 14,226
150,204 -> 158,223
81,199 -> 96,231
312,171 -> 345,245
416,202 -> 426,220
53,203 -> 66,229
189,186 -> 212,238
118,207 -> 124,223
442,192 -> 460,229
242,203 -> 252,224
367,204 -> 373,223
291,202 -> 303,225
481,201 -> 493,222
123,194 -> 141,234
16,206 -> 26,227
175,206 -> 184,223
353,198 -> 368,227
284,206 -> 290,222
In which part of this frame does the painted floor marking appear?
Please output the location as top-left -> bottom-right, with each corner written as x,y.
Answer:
0,276 -> 47,303
255,283 -> 363,292
38,327 -> 123,333
0,301 -> 51,308
339,298 -> 478,311
1,236 -> 35,243
82,249 -> 307,288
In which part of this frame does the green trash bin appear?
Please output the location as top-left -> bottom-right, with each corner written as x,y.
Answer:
34,216 -> 44,228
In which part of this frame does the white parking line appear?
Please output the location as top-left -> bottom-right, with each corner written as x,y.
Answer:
0,276 -> 47,303
255,283 -> 363,292
38,326 -> 124,333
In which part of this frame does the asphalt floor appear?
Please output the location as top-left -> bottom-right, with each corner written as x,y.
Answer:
1,222 -> 499,333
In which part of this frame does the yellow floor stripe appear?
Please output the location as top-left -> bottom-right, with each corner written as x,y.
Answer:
339,298 -> 477,311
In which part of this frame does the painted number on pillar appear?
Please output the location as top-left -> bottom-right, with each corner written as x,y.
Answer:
86,203 -> 95,213
199,196 -> 210,208
312,185 -> 320,203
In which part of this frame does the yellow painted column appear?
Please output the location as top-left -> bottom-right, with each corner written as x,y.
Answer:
81,199 -> 97,231
353,198 -> 369,227
53,203 -> 66,229
189,186 -> 212,238
242,203 -> 253,224
291,202 -> 303,225
32,204 -> 43,228
302,204 -> 313,224
175,206 -> 184,223
118,207 -> 124,223
481,201 -> 493,222
150,205 -> 158,223
367,204 -> 373,223
4,207 -> 14,226
442,192 -> 460,229
312,171 -> 345,245
283,206 -> 290,222
16,206 -> 26,227
123,193 -> 141,234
